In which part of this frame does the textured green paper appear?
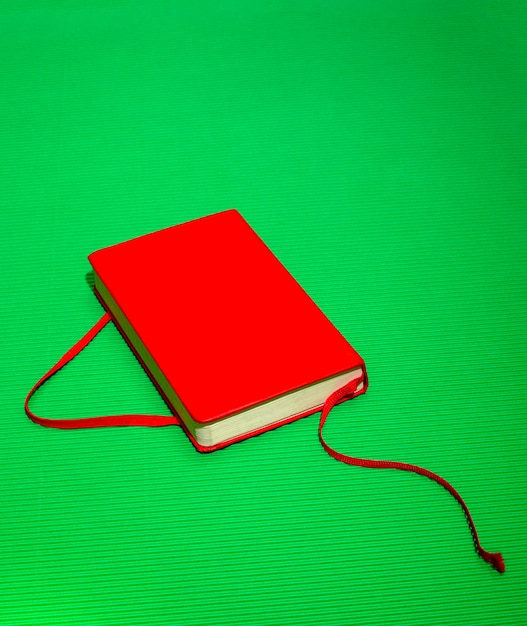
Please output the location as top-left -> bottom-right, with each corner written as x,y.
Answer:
2,2 -> 526,624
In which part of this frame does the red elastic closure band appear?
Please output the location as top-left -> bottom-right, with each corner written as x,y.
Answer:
318,377 -> 505,574
24,313 -> 182,430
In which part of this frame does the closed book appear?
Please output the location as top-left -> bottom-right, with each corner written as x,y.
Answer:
26,210 -> 504,572
88,210 -> 367,452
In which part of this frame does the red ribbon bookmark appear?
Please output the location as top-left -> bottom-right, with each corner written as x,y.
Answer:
25,315 -> 504,573
318,377 -> 505,573
24,313 -> 181,430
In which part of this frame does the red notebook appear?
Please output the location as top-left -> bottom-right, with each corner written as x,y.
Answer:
25,210 -> 504,572
88,209 -> 366,452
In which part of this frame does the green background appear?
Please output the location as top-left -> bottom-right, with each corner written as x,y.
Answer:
2,1 -> 526,624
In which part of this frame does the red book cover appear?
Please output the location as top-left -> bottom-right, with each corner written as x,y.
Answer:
88,210 -> 367,451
